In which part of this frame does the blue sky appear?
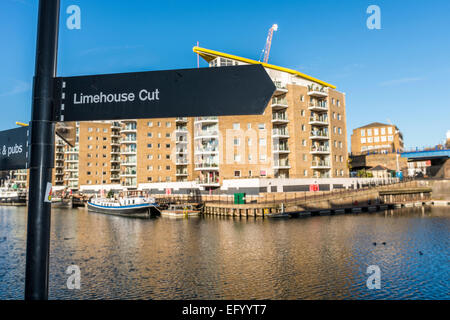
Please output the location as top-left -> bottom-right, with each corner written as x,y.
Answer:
0,0 -> 449,149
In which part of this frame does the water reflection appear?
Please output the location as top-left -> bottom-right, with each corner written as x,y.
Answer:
0,206 -> 448,300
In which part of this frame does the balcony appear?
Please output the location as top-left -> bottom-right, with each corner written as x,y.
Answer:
121,138 -> 137,144
308,103 -> 328,112
111,122 -> 121,129
195,130 -> 218,140
272,128 -> 289,139
65,167 -> 78,172
272,112 -> 289,124
309,116 -> 329,126
176,125 -> 188,130
310,131 -> 329,140
111,149 -> 121,155
195,163 -> 219,171
176,117 -> 188,123
111,140 -> 120,146
176,171 -> 188,176
121,148 -> 137,155
273,160 -> 291,169
195,148 -> 219,155
273,145 -> 290,154
110,167 -> 120,172
310,146 -> 330,154
271,97 -> 288,110
273,81 -> 288,96
176,149 -> 188,154
111,133 -> 121,138
121,161 -> 137,166
110,157 -> 120,163
66,158 -> 79,163
176,160 -> 189,165
120,172 -> 137,177
111,175 -> 120,180
313,173 -> 330,178
311,160 -> 331,169
66,148 -> 79,154
194,117 -> 218,125
307,86 -> 328,98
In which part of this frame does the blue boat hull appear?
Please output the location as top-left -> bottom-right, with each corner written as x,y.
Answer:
87,202 -> 159,217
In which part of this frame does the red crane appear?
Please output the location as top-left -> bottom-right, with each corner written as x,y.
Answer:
259,24 -> 278,63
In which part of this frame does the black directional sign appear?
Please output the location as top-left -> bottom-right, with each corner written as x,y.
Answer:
53,64 -> 275,122
0,126 -> 30,170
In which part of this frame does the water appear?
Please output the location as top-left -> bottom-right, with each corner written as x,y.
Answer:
0,206 -> 448,300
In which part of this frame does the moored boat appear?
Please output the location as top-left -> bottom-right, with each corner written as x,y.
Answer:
87,195 -> 158,218
51,197 -> 73,209
0,187 -> 27,206
160,204 -> 201,218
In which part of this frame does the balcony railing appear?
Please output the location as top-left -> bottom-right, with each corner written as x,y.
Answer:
272,129 -> 289,136
196,130 -> 218,137
195,116 -> 218,123
176,117 -> 188,122
272,113 -> 288,121
310,146 -> 330,153
308,103 -> 328,111
309,116 -> 328,124
271,97 -> 288,106
311,160 -> 331,167
310,131 -> 329,138
195,163 -> 219,169
273,145 -> 290,152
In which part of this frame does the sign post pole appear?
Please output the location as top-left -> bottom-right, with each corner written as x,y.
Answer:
25,0 -> 60,300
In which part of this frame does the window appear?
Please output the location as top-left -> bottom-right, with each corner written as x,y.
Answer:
338,127 -> 342,134
374,128 -> 379,136
388,136 -> 394,141
166,165 -> 171,170
260,170 -> 267,177
247,138 -> 252,146
88,127 -> 93,132
334,140 -> 337,147
388,127 -> 393,134
304,170 -> 308,177
361,138 -> 366,144
374,136 -> 380,142
381,127 -> 386,135
339,141 -> 343,148
303,154 -> 307,161
88,136 -> 93,141
260,154 -> 266,161
166,144 -> 171,149
368,137 -> 373,143
248,171 -> 252,177
259,138 -> 266,146
302,139 -> 307,146
333,112 -> 336,119
361,129 -> 365,137
301,110 -> 305,117
248,154 -> 252,161
147,166 -> 153,171
165,133 -> 171,138
233,123 -> 240,130
234,138 -> 240,146
341,170 -> 344,176
166,122 -> 171,128
340,156 -> 343,162
103,128 -> 108,133
157,143 -> 161,149
157,122 -> 161,127
165,154 -> 170,160
147,121 -> 153,127
147,154 -> 153,160
247,123 -> 252,129
301,125 -> 306,131
147,144 -> 152,148
258,123 -> 265,130
148,132 -> 152,138
87,171 -> 91,175
234,154 -> 241,162
147,177 -> 152,182
333,126 -> 337,134
332,98 -> 335,105
166,176 -> 171,182
234,170 -> 241,177
337,113 -> 341,120
337,100 -> 340,107
381,136 -> 387,142
367,129 -> 372,136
